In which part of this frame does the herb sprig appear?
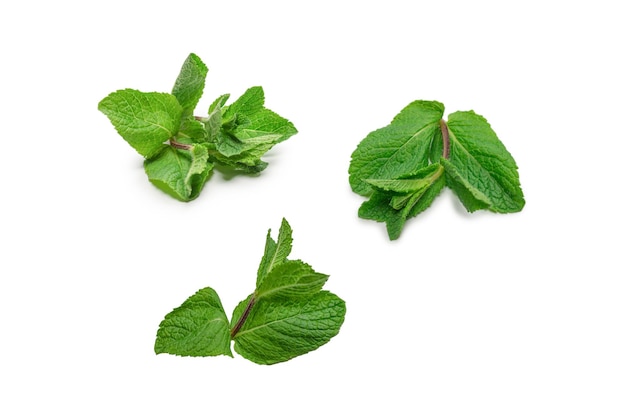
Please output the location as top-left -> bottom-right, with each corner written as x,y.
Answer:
154,219 -> 346,365
349,100 -> 525,239
98,53 -> 297,201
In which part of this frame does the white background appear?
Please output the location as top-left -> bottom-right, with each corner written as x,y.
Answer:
1,1 -> 624,416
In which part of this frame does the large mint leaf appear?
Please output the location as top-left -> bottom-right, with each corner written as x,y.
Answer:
256,218 -> 292,286
171,53 -> 208,113
446,111 -> 525,212
256,260 -> 329,300
155,287 -> 232,357
231,291 -> 346,365
349,100 -> 444,196
143,143 -> 213,202
98,89 -> 183,158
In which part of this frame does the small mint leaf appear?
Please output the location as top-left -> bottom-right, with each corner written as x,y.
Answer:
359,163 -> 445,240
209,94 -> 230,114
178,116 -> 207,142
242,108 -> 297,144
255,260 -> 329,300
171,53 -> 208,113
365,178 -> 431,195
205,94 -> 230,142
144,143 -> 213,201
215,131 -> 246,157
155,287 -> 232,357
215,129 -> 283,160
222,86 -> 265,121
358,192 -> 407,240
214,129 -> 283,159
256,218 -> 292,287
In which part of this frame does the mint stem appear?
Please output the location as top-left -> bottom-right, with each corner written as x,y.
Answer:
170,138 -> 192,150
439,119 -> 450,159
230,296 -> 256,338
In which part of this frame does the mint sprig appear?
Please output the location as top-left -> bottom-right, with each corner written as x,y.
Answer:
98,53 -> 297,201
154,219 -> 346,365
349,100 -> 525,239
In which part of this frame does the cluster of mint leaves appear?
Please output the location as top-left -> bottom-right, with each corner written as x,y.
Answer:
154,219 -> 346,365
98,55 -> 528,365
98,53 -> 297,202
348,100 -> 525,240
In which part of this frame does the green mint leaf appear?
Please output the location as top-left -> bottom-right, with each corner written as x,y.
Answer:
255,260 -> 329,300
209,94 -> 231,113
359,163 -> 445,239
235,130 -> 283,145
358,192 -> 407,240
256,218 -> 293,286
209,155 -> 269,174
155,287 -> 232,357
445,111 -> 525,212
349,100 -> 524,238
210,87 -> 297,170
215,131 -> 247,157
178,115 -> 208,142
440,158 -> 492,212
205,94 -> 230,141
210,146 -> 272,172
230,291 -> 346,365
348,100 -> 444,196
222,86 -> 265,121
365,178 -> 431,195
98,89 -> 182,158
143,143 -> 213,202
214,130 -> 284,168
171,53 -> 208,113
242,108 -> 298,144
402,171 -> 446,218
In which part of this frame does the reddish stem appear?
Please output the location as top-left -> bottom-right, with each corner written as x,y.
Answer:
169,138 -> 192,150
439,119 -> 450,159
230,296 -> 256,338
